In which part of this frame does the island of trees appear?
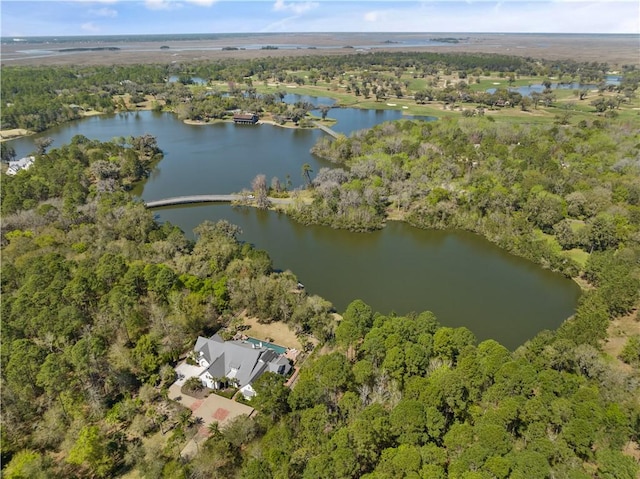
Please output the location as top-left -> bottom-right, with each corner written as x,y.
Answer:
1,49 -> 639,478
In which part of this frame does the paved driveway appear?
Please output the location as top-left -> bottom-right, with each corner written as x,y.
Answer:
168,370 -> 255,458
173,362 -> 205,386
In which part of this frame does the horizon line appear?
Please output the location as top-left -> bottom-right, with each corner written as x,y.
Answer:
3,31 -> 637,38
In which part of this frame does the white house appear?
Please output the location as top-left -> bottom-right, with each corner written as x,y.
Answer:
193,334 -> 291,399
6,156 -> 35,176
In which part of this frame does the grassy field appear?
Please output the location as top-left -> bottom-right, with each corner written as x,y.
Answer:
210,65 -> 639,127
241,315 -> 303,351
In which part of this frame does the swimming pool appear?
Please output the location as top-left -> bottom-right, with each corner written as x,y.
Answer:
245,337 -> 287,355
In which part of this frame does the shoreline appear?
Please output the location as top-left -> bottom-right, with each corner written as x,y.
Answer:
5,104 -> 596,292
182,116 -> 330,131
0,110 -> 103,143
0,128 -> 33,143
265,193 -> 590,292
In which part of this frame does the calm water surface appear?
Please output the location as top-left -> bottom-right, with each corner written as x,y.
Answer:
9,105 -> 580,349
156,204 -> 580,348
486,75 -> 621,97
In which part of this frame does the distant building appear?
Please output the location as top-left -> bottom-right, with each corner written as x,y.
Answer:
6,156 -> 35,176
233,113 -> 259,124
193,333 -> 291,399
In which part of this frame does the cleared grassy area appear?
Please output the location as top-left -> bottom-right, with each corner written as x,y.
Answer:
406,77 -> 430,91
211,68 -> 636,127
257,81 -> 562,123
241,315 -> 303,350
538,230 -> 562,251
539,225 -> 589,269
467,77 -> 531,91
254,83 -> 361,106
565,248 -> 590,268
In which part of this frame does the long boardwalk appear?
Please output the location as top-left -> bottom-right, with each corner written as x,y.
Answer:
145,194 -> 242,208
313,121 -> 341,139
145,195 -> 297,208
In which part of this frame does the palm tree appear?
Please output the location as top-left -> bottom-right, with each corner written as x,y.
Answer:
178,409 -> 193,430
301,163 -> 313,187
208,421 -> 222,438
319,105 -> 331,120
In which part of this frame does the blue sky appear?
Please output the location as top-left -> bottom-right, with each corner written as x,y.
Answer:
1,1 -> 638,36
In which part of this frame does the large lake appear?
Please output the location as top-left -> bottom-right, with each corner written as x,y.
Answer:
9,103 -> 581,349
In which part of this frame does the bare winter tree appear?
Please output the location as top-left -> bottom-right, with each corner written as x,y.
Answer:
271,176 -> 281,194
34,137 -> 54,155
251,174 -> 270,209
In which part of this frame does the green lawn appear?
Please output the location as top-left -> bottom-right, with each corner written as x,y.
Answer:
406,77 -> 430,91
565,248 -> 590,268
211,71 -> 636,128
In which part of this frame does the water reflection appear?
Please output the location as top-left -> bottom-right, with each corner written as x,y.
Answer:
486,75 -> 620,97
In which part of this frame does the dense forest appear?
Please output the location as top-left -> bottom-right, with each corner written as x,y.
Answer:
1,52 -> 639,477
289,115 -> 640,343
1,136 -> 335,477
2,134 -> 639,479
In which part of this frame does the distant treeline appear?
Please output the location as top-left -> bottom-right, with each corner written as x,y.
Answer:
57,47 -> 120,52
430,37 -> 466,43
1,51 -> 623,133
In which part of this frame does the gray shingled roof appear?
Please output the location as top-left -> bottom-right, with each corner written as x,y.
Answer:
195,333 -> 291,387
194,334 -> 224,365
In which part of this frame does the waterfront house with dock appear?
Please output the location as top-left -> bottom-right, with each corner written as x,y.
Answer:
233,112 -> 259,124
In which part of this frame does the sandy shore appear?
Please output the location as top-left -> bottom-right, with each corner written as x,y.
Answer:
2,33 -> 637,67
0,110 -> 104,142
0,129 -> 33,142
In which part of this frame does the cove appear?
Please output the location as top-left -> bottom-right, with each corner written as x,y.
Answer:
8,106 -> 581,349
154,204 -> 581,349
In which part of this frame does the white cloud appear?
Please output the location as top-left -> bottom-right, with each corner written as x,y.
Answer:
185,0 -> 218,5
71,0 -> 119,3
81,21 -> 101,32
89,7 -> 118,17
144,0 -> 182,10
262,16 -> 297,31
551,0 -> 636,2
364,10 -> 382,21
273,0 -> 319,15
274,1 -> 637,33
